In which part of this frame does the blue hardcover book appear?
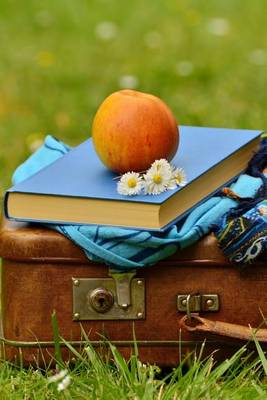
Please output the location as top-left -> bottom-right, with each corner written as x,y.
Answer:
4,126 -> 262,230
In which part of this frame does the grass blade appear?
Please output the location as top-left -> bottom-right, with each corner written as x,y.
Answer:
251,329 -> 267,376
51,311 -> 64,368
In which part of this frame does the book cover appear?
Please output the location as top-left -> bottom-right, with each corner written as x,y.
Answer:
4,126 -> 263,229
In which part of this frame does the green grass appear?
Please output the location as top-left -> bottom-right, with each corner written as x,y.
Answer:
1,339 -> 267,399
1,0 -> 267,397
0,314 -> 267,398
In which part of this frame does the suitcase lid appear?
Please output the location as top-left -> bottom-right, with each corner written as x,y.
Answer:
0,218 -> 230,264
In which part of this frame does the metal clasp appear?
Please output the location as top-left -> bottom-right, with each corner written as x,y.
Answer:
177,294 -> 219,316
109,269 -> 136,310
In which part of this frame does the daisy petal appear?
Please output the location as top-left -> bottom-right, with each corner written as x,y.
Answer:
143,164 -> 172,195
172,167 -> 187,187
117,172 -> 143,196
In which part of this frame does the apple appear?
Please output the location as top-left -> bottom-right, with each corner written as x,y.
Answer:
92,89 -> 179,173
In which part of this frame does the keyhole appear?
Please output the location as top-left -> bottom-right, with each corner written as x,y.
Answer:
98,296 -> 106,308
89,287 -> 114,313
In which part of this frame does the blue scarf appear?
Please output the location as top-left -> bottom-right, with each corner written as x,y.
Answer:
12,135 -> 264,270
213,137 -> 267,263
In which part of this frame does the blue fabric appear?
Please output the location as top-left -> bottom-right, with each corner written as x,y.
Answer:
213,137 -> 267,264
12,135 -> 264,270
214,199 -> 267,263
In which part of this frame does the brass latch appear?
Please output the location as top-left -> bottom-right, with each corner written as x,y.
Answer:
72,270 -> 145,321
108,270 -> 136,310
177,294 -> 219,313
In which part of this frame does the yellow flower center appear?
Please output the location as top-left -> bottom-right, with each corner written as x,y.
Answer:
153,174 -> 162,184
127,177 -> 137,188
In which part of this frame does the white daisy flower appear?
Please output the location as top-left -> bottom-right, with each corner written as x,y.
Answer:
150,158 -> 172,172
206,18 -> 230,36
48,369 -> 68,383
117,172 -> 143,196
143,165 -> 172,195
168,167 -> 187,189
57,375 -> 71,392
176,61 -> 194,77
118,74 -> 139,89
249,49 -> 267,65
95,21 -> 118,41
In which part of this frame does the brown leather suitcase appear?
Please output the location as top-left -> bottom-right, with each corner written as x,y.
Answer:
0,218 -> 266,366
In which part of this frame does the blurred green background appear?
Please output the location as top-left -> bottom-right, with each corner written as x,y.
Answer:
1,0 -> 267,193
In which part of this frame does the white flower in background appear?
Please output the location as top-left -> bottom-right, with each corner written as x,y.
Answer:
48,369 -> 68,383
117,172 -> 143,196
168,167 -> 187,189
48,369 -> 71,392
57,375 -> 71,392
176,61 -> 194,77
143,164 -> 172,195
118,74 -> 139,89
29,139 -> 43,152
95,21 -> 118,41
249,49 -> 267,65
26,133 -> 44,153
144,31 -> 162,49
206,18 -> 230,36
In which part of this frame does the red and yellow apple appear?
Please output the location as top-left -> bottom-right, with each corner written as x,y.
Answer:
92,89 -> 179,173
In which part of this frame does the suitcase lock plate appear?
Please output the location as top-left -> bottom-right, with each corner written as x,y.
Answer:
177,294 -> 219,313
72,270 -> 145,320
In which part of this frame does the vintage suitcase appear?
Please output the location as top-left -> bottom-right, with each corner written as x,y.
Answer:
0,218 -> 266,366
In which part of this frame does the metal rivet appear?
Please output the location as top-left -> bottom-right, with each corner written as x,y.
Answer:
181,299 -> 187,306
73,312 -> 80,320
73,279 -> 80,286
206,299 -> 214,307
137,312 -> 143,319
121,303 -> 129,310
137,280 -> 143,286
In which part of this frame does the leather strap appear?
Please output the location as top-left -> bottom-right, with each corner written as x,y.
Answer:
179,314 -> 267,342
